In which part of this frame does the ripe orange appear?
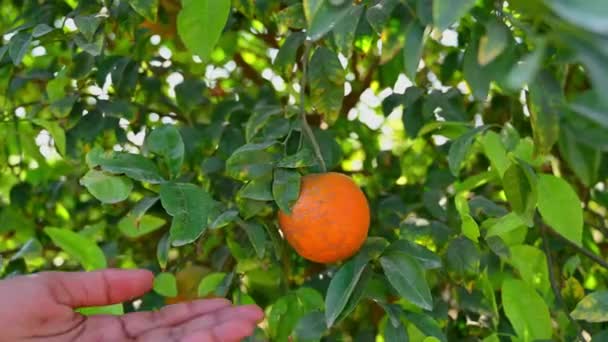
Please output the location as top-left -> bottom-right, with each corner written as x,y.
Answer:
278,172 -> 370,263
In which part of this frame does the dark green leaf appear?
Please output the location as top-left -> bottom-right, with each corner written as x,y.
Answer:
74,15 -> 102,41
74,33 -> 104,56
308,47 -> 345,124
380,252 -> 433,311
446,237 -> 480,276
433,0 -> 476,30
129,196 -> 160,224
366,0 -> 400,33
198,272 -> 227,297
160,182 -> 214,246
502,278 -> 552,341
277,148 -> 318,168
304,0 -> 353,41
45,227 -> 107,271
448,126 -> 488,176
128,0 -> 159,21
272,168 -> 301,214
332,5 -> 363,57
80,170 -> 133,204
502,162 -> 537,223
32,24 -> 54,38
506,40 -> 546,90
385,319 -> 409,341
177,0 -> 231,60
240,176 -> 273,201
87,148 -> 165,183
478,19 -> 508,66
209,210 -> 239,229
274,32 -> 306,69
546,0 -> 608,35
8,32 -> 31,66
537,175 -> 583,246
385,240 -> 442,269
528,71 -> 561,155
239,221 -> 267,258
225,142 -> 280,180
559,124 -> 601,187
295,311 -> 327,341
156,233 -> 170,269
404,21 -> 426,81
405,312 -> 447,342
571,291 -> 608,322
325,258 -> 368,327
146,125 -> 185,179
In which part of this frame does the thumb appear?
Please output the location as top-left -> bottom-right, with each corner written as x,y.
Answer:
39,269 -> 154,308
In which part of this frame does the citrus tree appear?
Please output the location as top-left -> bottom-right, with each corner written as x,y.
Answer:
1,0 -> 608,340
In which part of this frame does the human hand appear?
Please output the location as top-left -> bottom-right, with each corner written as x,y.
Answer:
0,269 -> 264,341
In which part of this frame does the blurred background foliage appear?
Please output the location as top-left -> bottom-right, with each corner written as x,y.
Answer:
1,0 -> 608,341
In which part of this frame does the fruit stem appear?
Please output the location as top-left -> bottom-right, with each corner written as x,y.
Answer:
299,41 -> 327,173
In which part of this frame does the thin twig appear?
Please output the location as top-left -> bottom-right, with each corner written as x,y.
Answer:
540,225 -> 585,342
299,42 -> 327,173
546,225 -> 608,270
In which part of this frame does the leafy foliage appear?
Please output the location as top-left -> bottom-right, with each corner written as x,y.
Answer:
1,0 -> 608,340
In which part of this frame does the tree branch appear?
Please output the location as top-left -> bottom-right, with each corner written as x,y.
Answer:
546,225 -> 608,270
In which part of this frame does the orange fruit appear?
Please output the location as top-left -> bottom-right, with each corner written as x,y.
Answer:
278,172 -> 370,263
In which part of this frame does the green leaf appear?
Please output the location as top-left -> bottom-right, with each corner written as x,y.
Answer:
433,0 -> 476,30
156,233 -> 170,269
405,312 -> 447,342
129,196 -> 160,224
385,240 -> 441,270
45,227 -> 107,271
209,210 -> 239,229
146,125 -> 185,179
238,220 -> 267,259
80,170 -> 133,204
571,291 -> 608,322
240,175 -> 273,201
32,24 -> 54,38
74,15 -> 102,42
502,162 -> 537,224
128,0 -> 159,21
537,175 -> 583,246
569,91 -> 608,129
74,33 -> 104,56
32,119 -> 66,156
481,131 -> 509,177
404,21 -> 426,81
304,0 -> 353,41
272,168 -> 301,214
225,142 -> 280,180
153,272 -> 178,297
446,237 -> 480,276
177,0 -> 231,60
478,19 -> 508,66
448,126 -> 487,176
160,182 -> 214,246
502,278 -> 552,341
50,95 -> 77,118
380,252 -> 433,311
8,32 -> 32,66
198,272 -> 227,297
559,120 -> 602,187
528,71 -> 561,155
546,0 -> 608,35
277,148 -> 318,168
87,148 -> 165,184
78,304 -> 123,316
332,5 -> 363,57
508,245 -> 550,296
294,311 -> 327,341
461,214 -> 480,242
485,212 -> 526,238
274,32 -> 307,69
366,0 -> 400,33
118,215 -> 166,238
308,47 -> 345,124
385,319 -> 409,341
506,40 -> 546,90
325,257 -> 368,327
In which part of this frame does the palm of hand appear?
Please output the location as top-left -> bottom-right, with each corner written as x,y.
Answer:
0,269 -> 263,342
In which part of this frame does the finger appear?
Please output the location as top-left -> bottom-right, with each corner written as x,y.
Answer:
121,298 -> 231,336
171,305 -> 264,337
41,269 -> 153,308
181,320 -> 259,342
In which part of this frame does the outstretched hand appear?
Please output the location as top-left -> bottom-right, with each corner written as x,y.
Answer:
0,269 -> 264,341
